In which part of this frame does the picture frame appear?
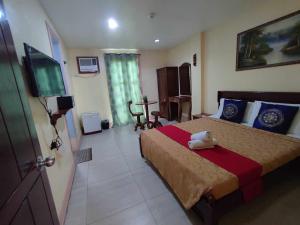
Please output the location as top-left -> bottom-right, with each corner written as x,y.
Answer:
76,56 -> 100,74
236,10 -> 300,71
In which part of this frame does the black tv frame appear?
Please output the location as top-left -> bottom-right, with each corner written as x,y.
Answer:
23,43 -> 66,97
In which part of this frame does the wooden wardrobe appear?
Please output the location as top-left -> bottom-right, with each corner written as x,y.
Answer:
157,67 -> 179,120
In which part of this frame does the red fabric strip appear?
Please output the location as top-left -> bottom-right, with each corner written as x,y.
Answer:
157,125 -> 263,202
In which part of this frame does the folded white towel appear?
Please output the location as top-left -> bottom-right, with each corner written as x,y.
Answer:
188,138 -> 218,150
191,131 -> 212,142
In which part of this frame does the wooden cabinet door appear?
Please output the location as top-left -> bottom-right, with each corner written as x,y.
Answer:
179,63 -> 191,95
0,2 -> 59,225
166,67 -> 179,97
166,68 -> 179,120
157,68 -> 168,118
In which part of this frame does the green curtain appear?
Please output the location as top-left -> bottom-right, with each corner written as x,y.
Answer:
104,54 -> 143,127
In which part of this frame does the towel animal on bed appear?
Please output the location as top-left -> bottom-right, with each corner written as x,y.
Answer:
188,131 -> 217,150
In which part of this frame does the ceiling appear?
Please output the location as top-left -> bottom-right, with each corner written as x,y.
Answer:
39,0 -> 248,49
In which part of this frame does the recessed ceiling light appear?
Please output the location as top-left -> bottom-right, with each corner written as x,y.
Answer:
154,39 -> 160,43
108,18 -> 119,30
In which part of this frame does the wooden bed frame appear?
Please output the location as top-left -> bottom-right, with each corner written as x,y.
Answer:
139,91 -> 300,225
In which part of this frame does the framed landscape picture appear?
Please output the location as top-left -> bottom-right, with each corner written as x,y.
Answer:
236,10 -> 300,71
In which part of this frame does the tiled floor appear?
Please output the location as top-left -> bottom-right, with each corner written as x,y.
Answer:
65,124 -> 300,225
64,124 -> 201,225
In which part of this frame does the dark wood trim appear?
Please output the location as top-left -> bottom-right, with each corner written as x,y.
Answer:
236,10 -> 300,71
157,67 -> 179,120
194,190 -> 243,225
139,135 -> 144,158
76,56 -> 100,74
180,62 -> 191,67
218,91 -> 300,105
193,54 -> 197,66
169,95 -> 192,122
0,170 -> 39,225
50,109 -> 70,126
179,62 -> 191,96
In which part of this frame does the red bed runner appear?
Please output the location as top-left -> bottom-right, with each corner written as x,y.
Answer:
157,125 -> 263,202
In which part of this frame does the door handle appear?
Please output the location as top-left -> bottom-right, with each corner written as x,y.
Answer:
35,156 -> 55,170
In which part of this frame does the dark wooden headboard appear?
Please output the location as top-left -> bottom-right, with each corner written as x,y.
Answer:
218,91 -> 300,105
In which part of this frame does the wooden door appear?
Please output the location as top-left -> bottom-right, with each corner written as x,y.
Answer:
166,67 -> 179,97
179,63 -> 191,95
0,2 -> 59,225
157,68 -> 168,118
166,67 -> 179,120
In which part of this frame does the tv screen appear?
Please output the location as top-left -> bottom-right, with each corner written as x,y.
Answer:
24,43 -> 66,97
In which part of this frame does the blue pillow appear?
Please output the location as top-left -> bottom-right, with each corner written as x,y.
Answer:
220,99 -> 247,123
253,103 -> 299,134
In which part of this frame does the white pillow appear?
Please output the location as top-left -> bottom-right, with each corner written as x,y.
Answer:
288,133 -> 300,139
249,101 -> 300,136
240,122 -> 251,127
242,102 -> 254,124
215,98 -> 225,118
248,101 -> 263,126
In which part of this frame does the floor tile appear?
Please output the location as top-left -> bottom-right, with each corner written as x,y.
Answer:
90,203 -> 156,225
146,192 -> 185,223
124,152 -> 148,172
147,192 -> 201,225
72,163 -> 88,190
88,156 -> 130,185
133,166 -> 168,200
64,216 -> 86,225
65,187 -> 87,225
86,173 -> 144,224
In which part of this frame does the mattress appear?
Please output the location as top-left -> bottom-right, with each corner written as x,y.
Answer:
140,117 -> 300,209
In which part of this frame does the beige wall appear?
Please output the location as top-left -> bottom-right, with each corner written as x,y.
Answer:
4,0 -> 79,224
68,48 -> 113,124
167,33 -> 202,114
68,48 -> 167,124
68,36 -> 202,124
203,0 -> 300,114
139,50 -> 168,112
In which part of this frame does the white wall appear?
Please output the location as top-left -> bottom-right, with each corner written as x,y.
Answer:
167,33 -> 202,114
68,48 -> 167,124
4,0 -> 79,223
203,0 -> 300,114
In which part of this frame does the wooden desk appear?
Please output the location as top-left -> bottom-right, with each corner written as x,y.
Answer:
136,100 -> 158,128
168,95 -> 191,122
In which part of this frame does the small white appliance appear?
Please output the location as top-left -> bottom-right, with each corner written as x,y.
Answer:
81,112 -> 102,134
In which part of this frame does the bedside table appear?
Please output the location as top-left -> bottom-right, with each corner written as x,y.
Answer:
192,113 -> 212,120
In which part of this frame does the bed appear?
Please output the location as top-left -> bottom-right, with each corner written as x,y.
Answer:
139,91 -> 300,225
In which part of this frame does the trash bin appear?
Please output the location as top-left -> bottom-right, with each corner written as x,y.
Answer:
101,119 -> 110,130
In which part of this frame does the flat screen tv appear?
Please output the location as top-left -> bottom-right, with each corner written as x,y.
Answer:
24,43 -> 66,97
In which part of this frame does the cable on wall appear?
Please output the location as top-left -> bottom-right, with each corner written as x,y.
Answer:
38,97 -> 63,151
